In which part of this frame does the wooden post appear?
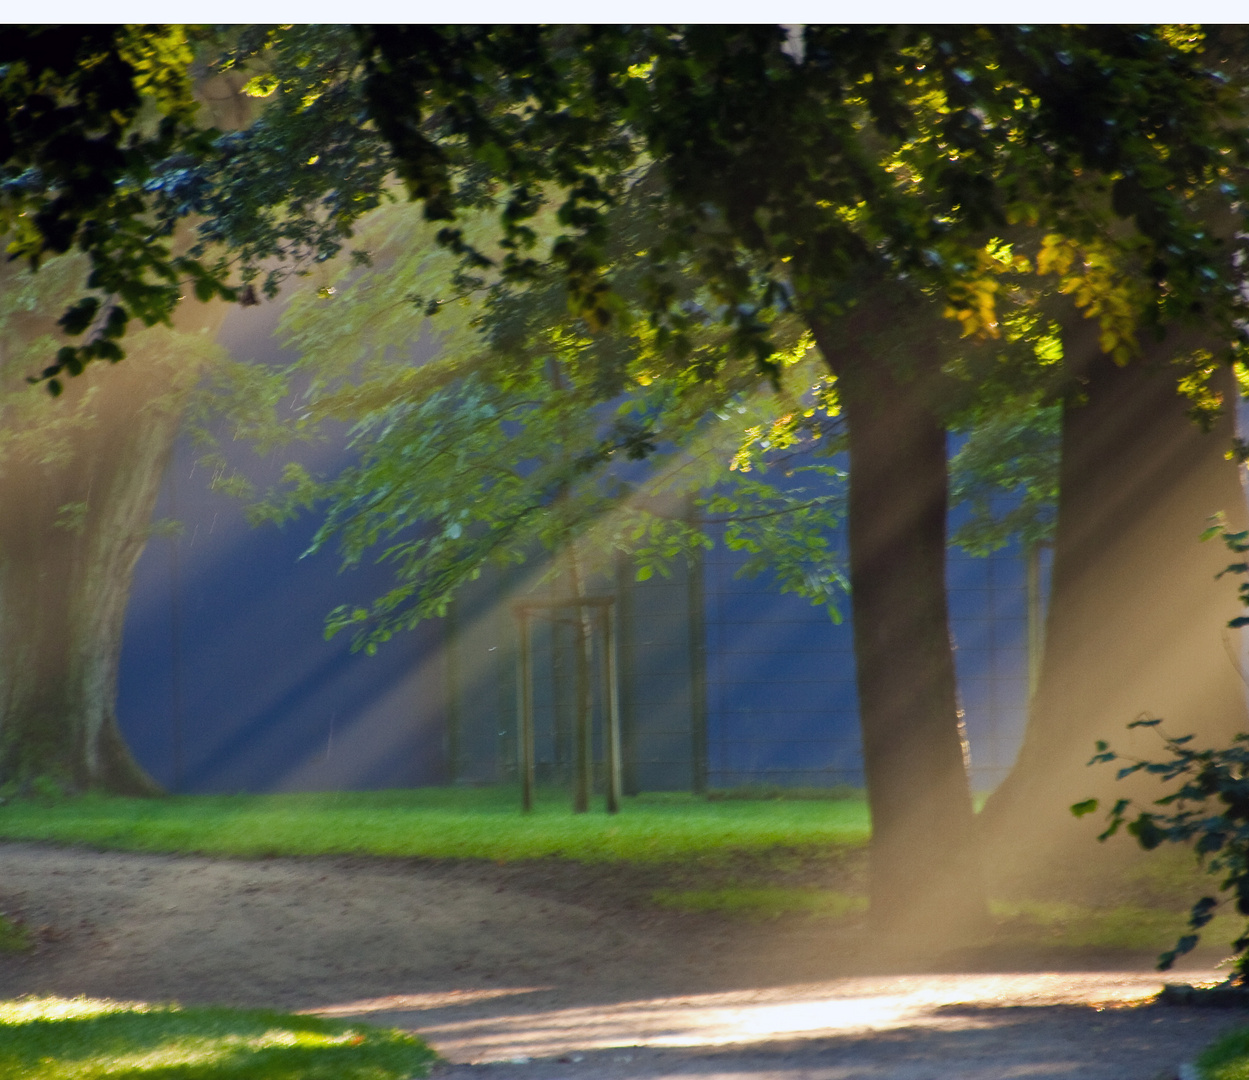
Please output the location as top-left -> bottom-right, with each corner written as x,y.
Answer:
516,607 -> 535,813
604,603 -> 623,814
573,602 -> 592,813
687,524 -> 708,796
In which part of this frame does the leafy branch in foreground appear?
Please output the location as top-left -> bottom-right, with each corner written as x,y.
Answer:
1071,523 -> 1249,980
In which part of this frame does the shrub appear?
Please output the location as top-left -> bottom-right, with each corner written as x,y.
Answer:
1072,718 -> 1249,979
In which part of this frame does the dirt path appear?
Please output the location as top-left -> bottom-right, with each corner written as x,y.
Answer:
0,842 -> 1242,1079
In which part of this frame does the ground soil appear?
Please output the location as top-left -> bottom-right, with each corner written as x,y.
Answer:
0,840 -> 1244,1079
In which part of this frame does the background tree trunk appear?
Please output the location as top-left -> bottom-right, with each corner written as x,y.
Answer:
0,304 -> 225,793
810,307 -> 987,938
981,344 -> 1249,873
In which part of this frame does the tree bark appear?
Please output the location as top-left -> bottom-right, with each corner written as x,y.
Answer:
0,305 -> 224,794
980,343 -> 1249,871
809,307 -> 987,937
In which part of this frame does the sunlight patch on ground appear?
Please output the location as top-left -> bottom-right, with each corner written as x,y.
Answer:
323,972 -> 1211,1063
302,987 -> 551,1017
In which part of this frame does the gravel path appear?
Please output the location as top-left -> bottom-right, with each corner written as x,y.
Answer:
0,842 -> 1241,1079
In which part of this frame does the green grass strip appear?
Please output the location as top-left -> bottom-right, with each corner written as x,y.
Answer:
1197,1026 -> 1249,1079
0,787 -> 870,863
0,996 -> 436,1080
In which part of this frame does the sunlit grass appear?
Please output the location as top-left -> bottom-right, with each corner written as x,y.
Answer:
0,996 -> 436,1079
1198,1026 -> 1249,1079
0,787 -> 871,863
0,912 -> 30,953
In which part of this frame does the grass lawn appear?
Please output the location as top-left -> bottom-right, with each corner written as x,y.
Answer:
0,996 -> 436,1079
1197,1027 -> 1249,1079
0,786 -> 871,863
0,785 -> 1244,959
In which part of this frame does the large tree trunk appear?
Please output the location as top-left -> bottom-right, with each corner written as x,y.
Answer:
980,343 -> 1249,872
810,307 -> 987,938
0,72 -> 248,795
0,305 -> 224,794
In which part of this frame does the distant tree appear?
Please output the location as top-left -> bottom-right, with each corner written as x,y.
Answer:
0,30 -> 348,791
949,404 -> 1060,560
0,253 -> 227,792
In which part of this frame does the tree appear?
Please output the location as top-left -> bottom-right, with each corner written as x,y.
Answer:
0,253 -> 227,792
0,25 -> 414,791
980,340 -> 1249,874
249,196 -> 846,632
949,398 -> 1060,696
11,25 -> 1249,936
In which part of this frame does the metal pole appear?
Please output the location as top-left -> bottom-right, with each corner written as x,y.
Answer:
168,463 -> 185,794
516,608 -> 535,813
604,602 -> 623,814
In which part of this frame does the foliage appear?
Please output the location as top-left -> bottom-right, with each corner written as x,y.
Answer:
229,198 -> 849,652
949,401 -> 1061,556
0,788 -> 871,863
1070,523 -> 1249,980
0,27 -> 206,390
0,26 -> 389,390
13,26 -> 1249,401
1072,717 -> 1249,979
353,27 -> 1249,380
0,996 -> 435,1080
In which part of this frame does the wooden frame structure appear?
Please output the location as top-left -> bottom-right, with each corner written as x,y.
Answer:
512,596 -> 622,814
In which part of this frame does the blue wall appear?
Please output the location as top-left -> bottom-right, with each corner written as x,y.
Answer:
116,304 -> 447,794
702,517 -> 1041,793
116,301 -> 1040,793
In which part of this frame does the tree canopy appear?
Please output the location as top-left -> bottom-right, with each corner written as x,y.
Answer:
9,26 -> 1249,391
